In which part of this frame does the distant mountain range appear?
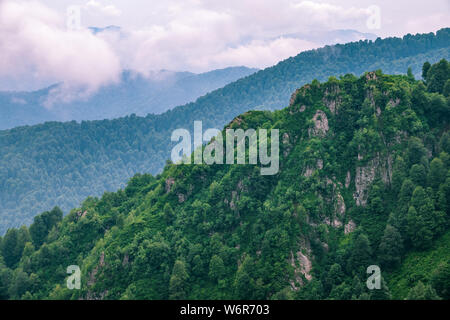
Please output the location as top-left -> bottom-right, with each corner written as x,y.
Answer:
0,66 -> 258,130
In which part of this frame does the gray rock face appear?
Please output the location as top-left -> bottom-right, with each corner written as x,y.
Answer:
345,171 -> 351,188
289,250 -> 312,290
353,154 -> 393,206
354,161 -> 377,206
345,220 -> 357,234
323,85 -> 341,114
308,110 -> 329,138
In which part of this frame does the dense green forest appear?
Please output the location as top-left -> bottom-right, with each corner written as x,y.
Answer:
0,59 -> 448,300
1,28 -> 449,234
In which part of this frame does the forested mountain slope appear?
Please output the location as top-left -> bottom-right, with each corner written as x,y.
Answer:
0,29 -> 449,234
0,66 -> 258,130
0,60 -> 449,300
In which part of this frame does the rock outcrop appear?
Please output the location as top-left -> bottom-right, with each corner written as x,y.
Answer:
308,110 -> 329,138
353,154 -> 393,206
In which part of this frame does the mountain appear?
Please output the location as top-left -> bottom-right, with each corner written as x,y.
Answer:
0,60 -> 448,300
0,28 -> 449,234
0,66 -> 258,130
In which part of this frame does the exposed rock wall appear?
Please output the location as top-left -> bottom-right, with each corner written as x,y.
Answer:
353,154 -> 393,206
308,110 -> 329,138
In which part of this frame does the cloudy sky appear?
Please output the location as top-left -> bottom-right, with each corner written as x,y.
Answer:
0,0 -> 449,93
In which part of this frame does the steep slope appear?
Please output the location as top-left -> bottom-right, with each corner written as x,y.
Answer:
0,29 -> 449,234
0,67 -> 258,130
0,60 -> 448,300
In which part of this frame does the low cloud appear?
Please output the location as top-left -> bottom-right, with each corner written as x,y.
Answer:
85,0 -> 121,17
4,0 -> 444,104
0,0 -> 121,104
94,0 -> 373,74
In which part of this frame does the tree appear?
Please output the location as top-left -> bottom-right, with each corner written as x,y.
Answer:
327,263 -> 344,288
406,205 -> 431,249
391,156 -> 408,194
378,225 -> 403,269
414,186 -> 445,236
428,158 -> 446,189
440,132 -> 450,153
329,282 -> 352,300
271,287 -> 294,300
426,59 -> 449,94
405,185 -> 443,249
427,93 -> 449,126
422,61 -> 431,81
1,228 -> 29,269
169,260 -> 189,300
437,177 -> 450,215
163,203 -> 175,224
0,263 -> 12,300
8,268 -> 31,299
368,181 -> 384,215
407,138 -> 427,166
370,276 -> 392,300
398,179 -> 415,209
431,260 -> 450,299
407,67 -> 414,80
208,255 -> 225,282
407,281 -> 441,300
389,179 -> 415,236
444,79 -> 450,97
411,81 -> 428,116
29,207 -> 62,248
351,275 -> 364,299
347,232 -> 372,275
233,256 -> 256,299
409,164 -> 427,186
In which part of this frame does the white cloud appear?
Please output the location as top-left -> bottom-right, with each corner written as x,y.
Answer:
0,0 -> 121,103
0,0 -> 377,97
85,0 -> 121,17
2,0 -> 448,97
92,0 -> 372,73
291,1 -> 371,29
210,38 -> 320,69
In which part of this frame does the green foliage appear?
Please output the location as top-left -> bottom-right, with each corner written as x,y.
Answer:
0,61 -> 449,301
431,260 -> 450,299
407,281 -> 441,300
422,61 -> 431,80
29,207 -> 62,247
378,225 -> 404,269
1,227 -> 29,269
388,230 -> 450,299
425,59 -> 450,94
1,29 -> 449,234
169,260 -> 189,300
209,255 -> 225,283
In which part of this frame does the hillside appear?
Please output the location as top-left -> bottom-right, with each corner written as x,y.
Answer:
0,60 -> 448,300
0,67 -> 258,130
0,29 -> 449,234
